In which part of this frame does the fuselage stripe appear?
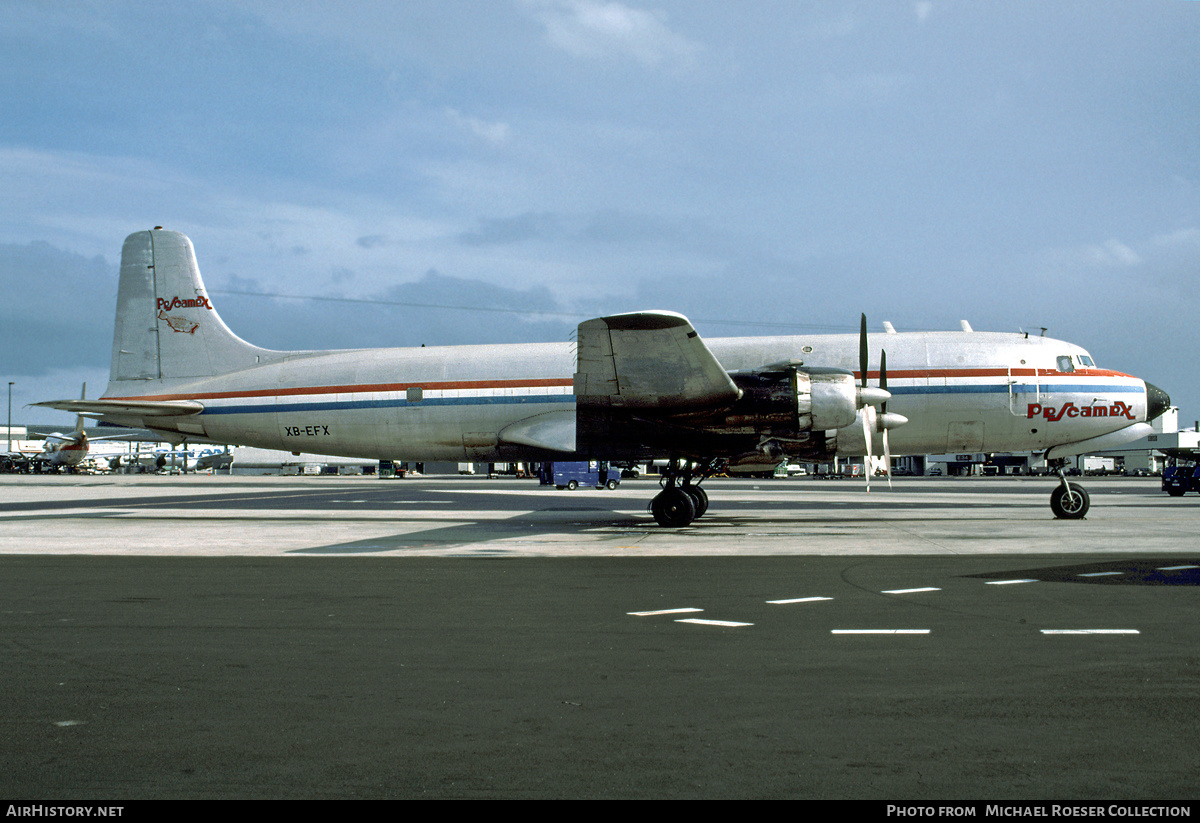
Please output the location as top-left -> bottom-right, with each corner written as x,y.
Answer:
193,383 -> 1144,416
104,371 -> 1141,407
206,394 -> 577,415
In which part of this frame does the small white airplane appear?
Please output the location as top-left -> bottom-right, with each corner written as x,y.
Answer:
25,385 -> 93,471
38,229 -> 1170,525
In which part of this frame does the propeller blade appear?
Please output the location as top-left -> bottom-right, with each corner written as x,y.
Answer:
880,350 -> 888,415
859,313 -> 868,389
862,405 -> 874,494
880,348 -> 891,488
883,426 -> 893,490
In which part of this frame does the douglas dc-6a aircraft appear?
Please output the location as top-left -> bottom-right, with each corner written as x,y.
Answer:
39,229 -> 1170,525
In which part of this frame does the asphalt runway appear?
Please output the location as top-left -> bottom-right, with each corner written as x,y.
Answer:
1,475 -> 1197,799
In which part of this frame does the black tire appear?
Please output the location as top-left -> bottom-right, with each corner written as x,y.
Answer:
651,487 -> 696,527
1167,486 -> 1186,497
684,484 -> 709,519
606,479 -> 618,490
566,479 -> 578,491
1050,482 -> 1090,519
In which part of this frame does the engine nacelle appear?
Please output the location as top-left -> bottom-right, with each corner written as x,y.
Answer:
803,369 -> 861,431
717,367 -> 859,435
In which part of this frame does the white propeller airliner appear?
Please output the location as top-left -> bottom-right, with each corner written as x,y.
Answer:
39,230 -> 1170,525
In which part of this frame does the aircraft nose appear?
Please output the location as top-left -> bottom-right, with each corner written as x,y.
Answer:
1145,381 -> 1171,422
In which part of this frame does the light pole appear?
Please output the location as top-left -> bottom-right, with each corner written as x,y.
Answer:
6,382 -> 12,452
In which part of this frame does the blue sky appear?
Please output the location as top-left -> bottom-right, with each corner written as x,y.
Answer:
2,0 -> 1198,427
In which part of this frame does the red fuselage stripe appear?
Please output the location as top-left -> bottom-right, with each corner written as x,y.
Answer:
102,368 -> 1136,403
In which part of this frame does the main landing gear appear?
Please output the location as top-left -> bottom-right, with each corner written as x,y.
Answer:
649,459 -> 716,527
1049,461 -> 1090,519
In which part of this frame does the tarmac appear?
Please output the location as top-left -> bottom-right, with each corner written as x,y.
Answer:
1,474 -> 1197,799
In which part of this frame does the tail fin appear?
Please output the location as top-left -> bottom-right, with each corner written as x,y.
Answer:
74,383 -> 86,433
109,229 -> 274,384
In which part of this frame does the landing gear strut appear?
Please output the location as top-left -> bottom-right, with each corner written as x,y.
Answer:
649,458 -> 717,527
1049,461 -> 1090,519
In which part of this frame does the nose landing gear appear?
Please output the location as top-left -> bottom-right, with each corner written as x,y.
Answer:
1049,462 -> 1090,519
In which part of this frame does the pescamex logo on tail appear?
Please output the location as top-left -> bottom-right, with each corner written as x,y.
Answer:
1027,402 -> 1135,422
157,295 -> 213,312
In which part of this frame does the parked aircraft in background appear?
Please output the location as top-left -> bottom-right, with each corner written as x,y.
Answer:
38,230 -> 1170,525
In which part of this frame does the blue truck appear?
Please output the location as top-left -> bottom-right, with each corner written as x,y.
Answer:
1162,464 -> 1200,496
540,461 -> 620,490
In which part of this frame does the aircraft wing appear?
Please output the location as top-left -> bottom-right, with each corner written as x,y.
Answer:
574,312 -> 740,411
32,399 -> 205,417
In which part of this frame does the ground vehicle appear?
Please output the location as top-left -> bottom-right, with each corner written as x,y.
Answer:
541,461 -> 620,490
1162,464 -> 1200,496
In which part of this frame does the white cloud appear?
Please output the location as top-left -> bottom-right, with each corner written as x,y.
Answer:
1083,239 -> 1141,267
1042,238 -> 1142,271
444,108 -> 511,145
1150,227 -> 1200,249
523,0 -> 701,68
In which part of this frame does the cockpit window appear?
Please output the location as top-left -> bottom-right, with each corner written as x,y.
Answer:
1078,355 -> 1095,368
1057,355 -> 1075,373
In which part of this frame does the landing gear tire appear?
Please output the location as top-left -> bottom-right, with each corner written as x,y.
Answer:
1050,482 -> 1090,519
651,487 -> 697,527
683,484 -> 709,519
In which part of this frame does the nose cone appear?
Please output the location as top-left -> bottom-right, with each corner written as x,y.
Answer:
1145,382 -> 1171,421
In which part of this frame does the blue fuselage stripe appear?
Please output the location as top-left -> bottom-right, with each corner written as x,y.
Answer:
888,383 -> 1142,396
204,394 -> 577,415
197,383 -> 1142,416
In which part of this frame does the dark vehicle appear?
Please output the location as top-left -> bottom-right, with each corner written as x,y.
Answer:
540,461 -> 620,490
1162,464 -> 1200,496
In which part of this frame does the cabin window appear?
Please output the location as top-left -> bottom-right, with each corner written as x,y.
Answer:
406,387 -> 423,403
1056,355 -> 1075,373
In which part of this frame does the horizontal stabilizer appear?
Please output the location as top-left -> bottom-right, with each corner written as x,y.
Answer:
33,398 -> 205,417
574,311 -> 740,411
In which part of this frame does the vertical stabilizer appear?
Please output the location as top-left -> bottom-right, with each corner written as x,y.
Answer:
110,230 -> 274,383
74,383 -> 86,433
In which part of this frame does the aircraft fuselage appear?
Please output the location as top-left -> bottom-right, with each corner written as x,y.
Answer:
95,330 -> 1147,464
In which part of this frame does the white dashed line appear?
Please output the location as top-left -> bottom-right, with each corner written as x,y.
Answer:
881,587 -> 941,594
627,608 -> 703,617
1158,565 -> 1198,571
985,579 -> 1038,585
1079,572 -> 1123,577
766,596 -> 833,604
676,618 -> 753,627
1040,629 -> 1140,635
831,629 -> 930,635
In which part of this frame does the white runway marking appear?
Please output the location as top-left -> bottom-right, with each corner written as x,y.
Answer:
985,579 -> 1038,585
1040,629 -> 1140,635
676,618 -> 753,627
627,608 -> 703,617
881,587 -> 941,594
1079,571 -> 1123,577
831,629 -> 930,635
1158,565 -> 1198,571
766,596 -> 833,604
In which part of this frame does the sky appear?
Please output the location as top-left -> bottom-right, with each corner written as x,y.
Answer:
2,0 -> 1198,428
